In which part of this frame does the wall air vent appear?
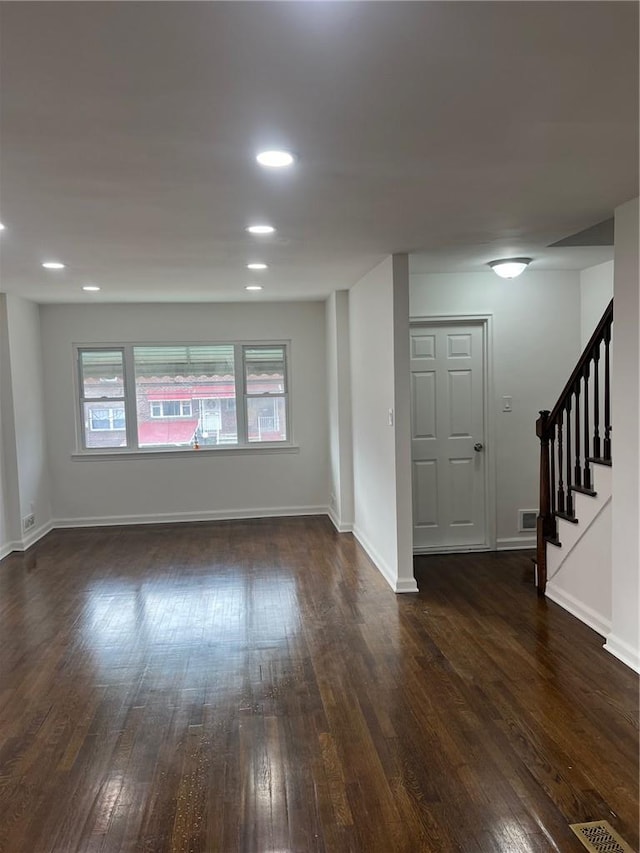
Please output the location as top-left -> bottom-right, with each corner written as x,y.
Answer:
518,510 -> 537,532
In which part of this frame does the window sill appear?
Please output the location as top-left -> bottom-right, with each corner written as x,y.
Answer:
71,444 -> 300,461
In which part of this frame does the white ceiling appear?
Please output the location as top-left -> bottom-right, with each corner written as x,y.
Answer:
0,1 -> 637,304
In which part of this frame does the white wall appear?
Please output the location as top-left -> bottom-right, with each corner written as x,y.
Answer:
546,464 -> 612,638
0,294 -> 52,553
580,260 -> 614,348
325,291 -> 354,531
0,297 -> 17,556
0,372 -> 7,555
40,301 -> 329,524
409,269 -> 582,547
349,255 -> 417,592
607,196 -> 639,672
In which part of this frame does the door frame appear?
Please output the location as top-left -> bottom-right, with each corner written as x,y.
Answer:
409,313 -> 496,553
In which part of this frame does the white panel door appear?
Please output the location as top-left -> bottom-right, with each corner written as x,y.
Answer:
411,323 -> 486,550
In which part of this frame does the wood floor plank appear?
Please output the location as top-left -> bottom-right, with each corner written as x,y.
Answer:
0,520 -> 637,852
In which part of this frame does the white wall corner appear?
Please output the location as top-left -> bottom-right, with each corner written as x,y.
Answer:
353,523 -> 416,592
546,584 -> 612,640
392,254 -> 416,592
604,633 -> 640,674
0,542 -> 17,561
13,519 -> 55,552
611,195 -> 639,676
328,505 -> 353,533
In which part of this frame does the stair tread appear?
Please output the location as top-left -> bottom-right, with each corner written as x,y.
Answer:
587,456 -> 612,466
555,510 -> 579,524
571,485 -> 597,497
545,536 -> 562,547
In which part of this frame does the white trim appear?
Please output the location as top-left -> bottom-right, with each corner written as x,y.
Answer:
353,524 -> 418,593
0,542 -> 18,560
413,544 -> 491,555
71,444 -> 300,461
409,313 -> 496,551
395,577 -> 419,593
53,505 -> 328,529
604,634 -> 640,674
546,582 -> 612,639
328,506 -> 353,533
496,536 -> 536,551
411,313 -> 495,324
0,519 -> 54,559
21,519 -> 54,550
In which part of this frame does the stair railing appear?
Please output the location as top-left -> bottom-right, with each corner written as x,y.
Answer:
536,299 -> 613,594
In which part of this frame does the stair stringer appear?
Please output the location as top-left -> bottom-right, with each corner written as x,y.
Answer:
546,464 -> 612,637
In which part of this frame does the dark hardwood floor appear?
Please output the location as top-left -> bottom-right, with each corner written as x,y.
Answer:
0,517 -> 637,852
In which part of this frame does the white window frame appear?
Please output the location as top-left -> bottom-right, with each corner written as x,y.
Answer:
241,344 -> 289,444
74,341 -> 292,455
78,346 -> 129,450
88,406 -> 126,432
149,399 -> 193,418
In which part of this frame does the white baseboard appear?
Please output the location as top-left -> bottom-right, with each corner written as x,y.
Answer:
413,544 -> 491,555
604,633 -> 640,674
0,541 -> 18,561
352,525 -> 418,593
327,506 -> 353,534
496,536 -> 536,551
21,519 -> 54,550
545,582 -> 612,639
395,577 -> 419,593
53,505 -> 329,529
0,519 -> 54,560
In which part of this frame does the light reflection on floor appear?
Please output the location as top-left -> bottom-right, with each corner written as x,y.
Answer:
82,574 -> 301,680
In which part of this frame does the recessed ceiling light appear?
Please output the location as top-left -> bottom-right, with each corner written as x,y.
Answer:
256,150 -> 295,168
82,285 -> 101,292
247,263 -> 268,270
0,223 -> 5,231
245,285 -> 263,292
246,224 -> 275,235
42,261 -> 66,269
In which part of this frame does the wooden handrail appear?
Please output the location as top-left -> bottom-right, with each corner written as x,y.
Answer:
536,298 -> 613,595
547,299 -> 613,427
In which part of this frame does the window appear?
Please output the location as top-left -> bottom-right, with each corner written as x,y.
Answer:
150,400 -> 193,418
89,407 -> 126,431
78,349 -> 128,449
76,343 -> 290,452
244,345 -> 288,443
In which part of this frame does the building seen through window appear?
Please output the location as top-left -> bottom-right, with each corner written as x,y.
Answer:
78,344 -> 288,450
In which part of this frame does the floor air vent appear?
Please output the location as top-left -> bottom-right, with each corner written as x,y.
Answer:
570,821 -> 635,853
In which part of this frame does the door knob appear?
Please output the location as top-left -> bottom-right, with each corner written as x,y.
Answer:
474,442 -> 483,452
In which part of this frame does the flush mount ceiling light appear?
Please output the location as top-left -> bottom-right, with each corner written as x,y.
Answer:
0,223 -> 5,231
247,262 -> 268,270
488,258 -> 532,279
82,285 -> 101,292
246,224 -> 275,235
256,150 -> 294,168
245,285 -> 263,292
42,261 -> 66,269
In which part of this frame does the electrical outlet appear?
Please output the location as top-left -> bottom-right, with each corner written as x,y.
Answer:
22,513 -> 35,532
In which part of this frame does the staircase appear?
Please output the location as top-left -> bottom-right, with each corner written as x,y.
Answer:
535,299 -> 613,610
